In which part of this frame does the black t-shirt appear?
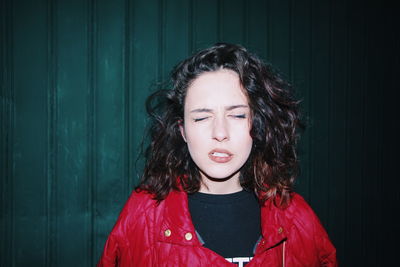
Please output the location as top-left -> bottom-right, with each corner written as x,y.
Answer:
188,190 -> 261,265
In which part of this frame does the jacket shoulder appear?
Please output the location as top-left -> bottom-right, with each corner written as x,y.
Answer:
285,193 -> 329,241
112,190 -> 158,237
122,190 -> 158,214
287,193 -> 316,217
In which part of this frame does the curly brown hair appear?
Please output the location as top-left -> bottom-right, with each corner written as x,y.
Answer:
137,43 -> 302,207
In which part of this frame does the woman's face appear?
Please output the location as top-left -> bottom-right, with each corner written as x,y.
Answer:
180,69 -> 253,193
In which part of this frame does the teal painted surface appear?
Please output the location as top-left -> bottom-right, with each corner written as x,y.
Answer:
1,0 -> 398,266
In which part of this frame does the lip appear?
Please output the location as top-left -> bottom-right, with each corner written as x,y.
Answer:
208,149 -> 233,163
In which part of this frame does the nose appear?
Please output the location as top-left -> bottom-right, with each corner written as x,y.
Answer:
212,117 -> 229,142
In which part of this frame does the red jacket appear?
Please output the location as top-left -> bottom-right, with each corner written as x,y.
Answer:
98,189 -> 337,266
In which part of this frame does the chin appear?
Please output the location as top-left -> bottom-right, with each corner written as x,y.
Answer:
200,169 -> 240,181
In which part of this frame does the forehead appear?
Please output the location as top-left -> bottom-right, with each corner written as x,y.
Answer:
184,69 -> 248,109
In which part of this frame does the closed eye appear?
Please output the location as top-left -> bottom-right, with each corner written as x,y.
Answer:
230,114 -> 246,119
193,117 -> 209,122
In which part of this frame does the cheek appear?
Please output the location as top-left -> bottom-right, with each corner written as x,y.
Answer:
233,121 -> 252,137
184,126 -> 204,149
235,125 -> 253,151
242,135 -> 253,152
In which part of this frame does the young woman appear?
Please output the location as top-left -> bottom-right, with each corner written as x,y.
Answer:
98,43 -> 337,266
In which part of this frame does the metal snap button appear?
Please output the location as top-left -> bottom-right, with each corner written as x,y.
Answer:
185,232 -> 193,241
164,229 -> 171,237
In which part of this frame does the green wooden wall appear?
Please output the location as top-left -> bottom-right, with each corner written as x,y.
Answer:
1,0 -> 398,266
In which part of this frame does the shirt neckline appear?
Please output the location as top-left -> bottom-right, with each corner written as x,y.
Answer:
188,189 -> 257,204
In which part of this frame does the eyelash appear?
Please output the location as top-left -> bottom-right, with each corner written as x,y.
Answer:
193,114 -> 246,122
232,114 -> 246,119
193,117 -> 208,122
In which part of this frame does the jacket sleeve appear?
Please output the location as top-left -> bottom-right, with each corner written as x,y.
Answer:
97,233 -> 120,267
97,191 -> 154,267
305,200 -> 338,266
290,194 -> 338,267
312,217 -> 338,267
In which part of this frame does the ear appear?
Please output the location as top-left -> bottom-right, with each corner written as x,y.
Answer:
178,120 -> 187,142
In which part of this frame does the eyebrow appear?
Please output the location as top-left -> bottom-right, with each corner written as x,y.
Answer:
226,104 -> 249,111
190,105 -> 249,113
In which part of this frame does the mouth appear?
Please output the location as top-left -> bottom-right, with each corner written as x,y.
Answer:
208,149 -> 233,163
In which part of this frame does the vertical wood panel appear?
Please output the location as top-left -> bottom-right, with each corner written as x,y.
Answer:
193,0 -> 219,50
344,0 -> 365,264
1,0 -> 14,266
220,0 -> 245,44
123,0 -> 132,199
87,0 -> 96,263
380,5 -> 398,264
362,2 -> 384,264
328,0 -> 348,260
268,0 -> 291,75
12,0 -> 48,265
164,0 -> 190,79
46,0 -> 58,266
130,0 -> 162,183
246,0 -> 268,61
373,4 -> 397,263
94,0 -> 126,261
308,0 -> 331,222
55,0 -> 90,265
380,5 -> 399,263
291,0 -> 312,198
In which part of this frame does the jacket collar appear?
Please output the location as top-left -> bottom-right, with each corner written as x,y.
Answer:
254,198 -> 288,254
158,189 -> 287,252
157,189 -> 203,247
